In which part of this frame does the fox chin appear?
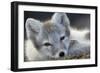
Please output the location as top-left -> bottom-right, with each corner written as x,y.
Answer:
25,12 -> 90,61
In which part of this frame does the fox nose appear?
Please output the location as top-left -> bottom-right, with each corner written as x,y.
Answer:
59,51 -> 65,57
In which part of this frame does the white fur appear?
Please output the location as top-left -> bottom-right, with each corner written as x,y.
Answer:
25,40 -> 46,61
70,28 -> 90,45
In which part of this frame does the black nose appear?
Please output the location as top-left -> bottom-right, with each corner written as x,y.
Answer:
59,52 -> 65,57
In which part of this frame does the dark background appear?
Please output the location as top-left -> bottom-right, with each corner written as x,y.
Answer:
24,11 -> 90,39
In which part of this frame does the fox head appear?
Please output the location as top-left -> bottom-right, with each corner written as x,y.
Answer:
25,13 -> 71,59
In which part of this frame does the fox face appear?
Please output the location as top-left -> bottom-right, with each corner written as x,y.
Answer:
25,13 -> 71,59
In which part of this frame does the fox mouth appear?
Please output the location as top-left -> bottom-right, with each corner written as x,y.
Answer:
48,54 -> 66,60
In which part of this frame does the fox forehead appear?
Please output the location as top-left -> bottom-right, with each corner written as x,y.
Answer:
43,20 -> 65,33
43,20 -> 55,32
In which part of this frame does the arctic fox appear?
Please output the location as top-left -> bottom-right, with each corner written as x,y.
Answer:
25,13 -> 90,61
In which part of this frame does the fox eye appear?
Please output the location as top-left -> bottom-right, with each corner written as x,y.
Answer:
60,36 -> 65,41
44,42 -> 52,46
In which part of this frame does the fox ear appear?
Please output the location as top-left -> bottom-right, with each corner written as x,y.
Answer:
25,18 -> 42,38
51,13 -> 70,27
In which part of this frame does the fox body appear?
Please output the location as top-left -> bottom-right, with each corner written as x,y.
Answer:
25,13 -> 90,61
